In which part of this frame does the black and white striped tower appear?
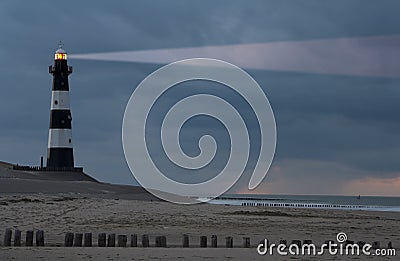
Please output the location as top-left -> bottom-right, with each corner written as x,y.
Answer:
47,43 -> 74,169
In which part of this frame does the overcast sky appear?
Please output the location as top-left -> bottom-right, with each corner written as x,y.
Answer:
1,0 -> 400,196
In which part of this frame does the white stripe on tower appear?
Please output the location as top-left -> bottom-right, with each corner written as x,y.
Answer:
50,91 -> 70,110
48,129 -> 73,148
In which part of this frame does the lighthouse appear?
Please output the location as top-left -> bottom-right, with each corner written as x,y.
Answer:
47,43 -> 74,170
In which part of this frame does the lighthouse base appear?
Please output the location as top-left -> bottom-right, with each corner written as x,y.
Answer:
47,148 -> 74,170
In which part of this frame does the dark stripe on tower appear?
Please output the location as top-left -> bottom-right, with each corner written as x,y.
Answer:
49,110 -> 72,129
47,148 -> 74,170
49,60 -> 72,91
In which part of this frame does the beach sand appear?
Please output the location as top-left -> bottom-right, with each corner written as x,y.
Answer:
0,163 -> 398,260
0,193 -> 398,260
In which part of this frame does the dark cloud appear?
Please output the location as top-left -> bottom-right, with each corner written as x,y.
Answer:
257,71 -> 400,174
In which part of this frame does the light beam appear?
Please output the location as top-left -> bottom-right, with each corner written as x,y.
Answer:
70,35 -> 400,78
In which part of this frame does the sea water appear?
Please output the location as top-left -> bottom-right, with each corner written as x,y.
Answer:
207,194 -> 400,212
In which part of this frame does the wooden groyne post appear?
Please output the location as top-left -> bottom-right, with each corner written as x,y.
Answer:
155,236 -> 167,247
200,236 -> 207,248
84,233 -> 92,247
4,228 -> 12,246
98,233 -> 106,247
243,237 -> 250,248
161,236 -> 167,247
36,230 -> 44,246
25,231 -> 34,246
182,234 -> 189,248
210,235 -> 218,248
291,240 -> 301,248
107,233 -> 116,247
130,234 -> 137,247
14,230 -> 21,247
142,234 -> 149,247
225,236 -> 233,248
74,233 -> 83,247
64,232 -> 74,247
372,241 -> 380,249
117,235 -> 127,247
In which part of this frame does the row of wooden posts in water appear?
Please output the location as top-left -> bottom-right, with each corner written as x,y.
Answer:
3,228 -> 394,249
3,228 -> 248,248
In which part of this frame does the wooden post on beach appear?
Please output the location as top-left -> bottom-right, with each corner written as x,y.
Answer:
64,232 -> 74,247
243,237 -> 250,248
155,236 -> 162,247
98,233 -> 106,247
154,236 -> 167,247
225,236 -> 233,248
211,235 -> 218,248
200,236 -> 207,248
74,233 -> 83,247
155,236 -> 167,247
142,234 -> 149,247
183,234 -> 189,248
259,239 -> 269,250
36,230 -> 44,246
107,233 -> 116,247
357,241 -> 366,248
14,230 -> 21,247
118,235 -> 127,247
130,234 -> 137,247
291,240 -> 301,248
84,233 -> 92,247
4,228 -> 12,246
25,231 -> 34,246
372,241 -> 380,249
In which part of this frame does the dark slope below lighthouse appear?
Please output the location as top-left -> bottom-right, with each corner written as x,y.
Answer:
0,161 -> 158,200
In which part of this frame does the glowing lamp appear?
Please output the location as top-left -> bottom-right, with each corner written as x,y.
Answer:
55,53 -> 67,60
